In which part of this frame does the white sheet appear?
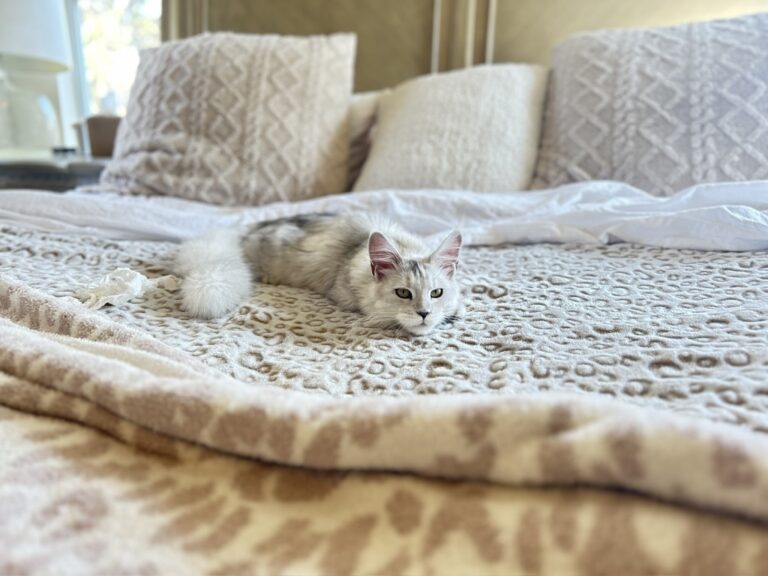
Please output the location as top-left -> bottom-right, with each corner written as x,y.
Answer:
2,180 -> 768,250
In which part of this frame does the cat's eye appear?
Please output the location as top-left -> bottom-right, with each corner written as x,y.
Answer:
430,288 -> 443,298
394,288 -> 412,299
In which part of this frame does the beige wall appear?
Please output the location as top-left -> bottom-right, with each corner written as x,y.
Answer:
165,0 -> 768,90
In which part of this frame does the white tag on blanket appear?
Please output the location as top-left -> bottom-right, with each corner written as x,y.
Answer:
75,268 -> 180,309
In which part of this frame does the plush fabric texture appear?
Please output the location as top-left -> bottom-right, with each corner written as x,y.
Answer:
353,65 -> 547,193
100,32 -> 355,206
5,189 -> 768,569
532,13 -> 768,196
5,406 -> 768,575
5,225 -> 768,523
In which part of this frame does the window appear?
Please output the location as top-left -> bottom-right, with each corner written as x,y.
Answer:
73,0 -> 161,116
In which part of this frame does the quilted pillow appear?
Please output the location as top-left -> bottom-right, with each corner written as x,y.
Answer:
353,64 -> 547,193
101,32 -> 356,206
532,13 -> 768,196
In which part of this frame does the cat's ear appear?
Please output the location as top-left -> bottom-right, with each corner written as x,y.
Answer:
431,231 -> 462,278
369,232 -> 402,281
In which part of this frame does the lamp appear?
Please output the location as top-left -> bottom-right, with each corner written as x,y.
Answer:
0,0 -> 72,152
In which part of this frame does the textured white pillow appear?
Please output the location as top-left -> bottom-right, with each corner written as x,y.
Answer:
532,14 -> 768,196
353,64 -> 547,193
101,33 -> 355,206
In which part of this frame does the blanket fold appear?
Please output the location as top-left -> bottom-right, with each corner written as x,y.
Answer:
2,277 -> 768,524
5,402 -> 768,575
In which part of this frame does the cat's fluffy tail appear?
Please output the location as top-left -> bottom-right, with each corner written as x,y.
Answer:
175,229 -> 251,318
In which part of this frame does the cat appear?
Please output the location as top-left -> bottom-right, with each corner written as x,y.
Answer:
175,212 -> 464,336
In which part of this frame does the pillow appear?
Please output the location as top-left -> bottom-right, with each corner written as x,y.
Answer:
531,13 -> 768,196
346,91 -> 386,190
101,32 -> 356,206
353,64 -> 547,193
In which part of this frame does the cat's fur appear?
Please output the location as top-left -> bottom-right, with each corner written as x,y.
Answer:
175,212 -> 463,335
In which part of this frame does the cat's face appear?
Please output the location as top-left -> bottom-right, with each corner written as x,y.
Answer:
367,231 -> 463,336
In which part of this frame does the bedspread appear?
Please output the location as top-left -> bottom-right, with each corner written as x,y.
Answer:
2,182 -> 768,574
3,224 -> 768,428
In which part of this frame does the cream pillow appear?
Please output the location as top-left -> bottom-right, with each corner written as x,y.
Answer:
353,64 -> 547,193
346,90 -> 388,190
101,32 -> 356,206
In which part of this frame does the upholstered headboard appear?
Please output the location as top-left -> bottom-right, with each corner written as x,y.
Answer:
162,0 -> 768,91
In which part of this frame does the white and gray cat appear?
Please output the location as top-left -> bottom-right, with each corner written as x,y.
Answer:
175,213 -> 464,335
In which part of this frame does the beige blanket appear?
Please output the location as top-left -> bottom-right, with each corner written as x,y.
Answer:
3,402 -> 768,575
2,223 -> 768,573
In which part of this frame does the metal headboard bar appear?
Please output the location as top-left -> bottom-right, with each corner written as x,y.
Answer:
431,0 -> 496,72
431,0 -> 442,73
464,0 -> 477,67
485,0 -> 497,63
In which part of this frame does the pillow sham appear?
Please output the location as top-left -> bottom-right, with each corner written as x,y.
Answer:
101,32 -> 356,206
531,13 -> 768,195
353,64 -> 547,193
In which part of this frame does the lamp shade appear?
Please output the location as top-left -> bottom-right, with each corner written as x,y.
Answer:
0,0 -> 71,73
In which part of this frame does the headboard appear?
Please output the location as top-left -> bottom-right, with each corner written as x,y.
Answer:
162,0 -> 768,91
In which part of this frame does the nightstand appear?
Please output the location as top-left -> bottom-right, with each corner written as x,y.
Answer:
0,152 -> 109,191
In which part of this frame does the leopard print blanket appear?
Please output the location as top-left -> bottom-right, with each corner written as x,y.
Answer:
2,224 -> 768,573
3,404 -> 768,575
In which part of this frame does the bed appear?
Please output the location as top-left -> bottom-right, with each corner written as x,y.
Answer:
2,11 -> 768,576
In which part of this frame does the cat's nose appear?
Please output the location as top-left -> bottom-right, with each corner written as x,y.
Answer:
417,310 -> 429,319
